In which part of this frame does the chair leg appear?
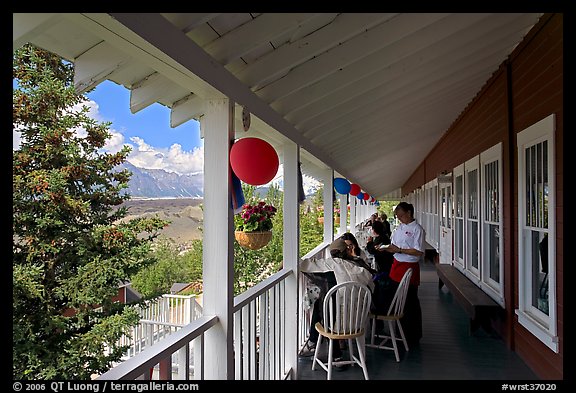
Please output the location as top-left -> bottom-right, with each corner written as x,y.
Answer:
348,338 -> 354,361
370,316 -> 376,345
355,336 -> 369,380
388,320 -> 400,362
312,335 -> 322,371
397,320 -> 409,351
327,338 -> 334,380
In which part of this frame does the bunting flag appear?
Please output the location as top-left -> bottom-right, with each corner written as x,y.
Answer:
298,162 -> 306,204
230,167 -> 245,214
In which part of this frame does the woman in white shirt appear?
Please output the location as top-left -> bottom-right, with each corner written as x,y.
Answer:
383,202 -> 425,346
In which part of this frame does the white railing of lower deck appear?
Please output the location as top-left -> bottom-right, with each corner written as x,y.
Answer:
98,241 -> 336,381
98,268 -> 296,380
118,294 -> 203,358
98,316 -> 218,380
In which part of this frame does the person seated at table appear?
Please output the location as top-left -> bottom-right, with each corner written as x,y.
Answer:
380,212 -> 392,238
340,232 -> 372,269
364,213 -> 378,227
300,238 -> 375,359
365,220 -> 394,278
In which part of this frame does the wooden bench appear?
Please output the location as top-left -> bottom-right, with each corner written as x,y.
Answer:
435,264 -> 502,336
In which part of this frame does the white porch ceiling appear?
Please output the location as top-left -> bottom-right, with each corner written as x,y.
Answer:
13,12 -> 543,199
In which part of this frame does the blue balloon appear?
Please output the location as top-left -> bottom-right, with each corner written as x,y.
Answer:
333,177 -> 351,194
357,192 -> 364,200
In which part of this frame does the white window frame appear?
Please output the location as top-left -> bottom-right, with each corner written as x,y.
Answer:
480,143 -> 504,305
464,156 -> 481,281
516,114 -> 558,352
414,187 -> 424,225
453,164 -> 465,269
423,179 -> 439,250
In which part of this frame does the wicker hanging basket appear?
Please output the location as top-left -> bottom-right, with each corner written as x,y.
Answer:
235,231 -> 273,250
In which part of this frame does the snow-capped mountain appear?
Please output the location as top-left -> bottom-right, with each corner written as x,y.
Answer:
120,162 -> 203,198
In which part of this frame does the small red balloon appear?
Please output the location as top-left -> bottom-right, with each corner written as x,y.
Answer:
363,193 -> 370,201
349,183 -> 361,196
230,137 -> 279,186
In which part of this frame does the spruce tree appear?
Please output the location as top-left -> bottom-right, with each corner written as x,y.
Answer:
13,44 -> 168,379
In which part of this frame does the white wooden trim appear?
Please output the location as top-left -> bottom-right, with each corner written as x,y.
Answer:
464,155 -> 481,279
236,13 -> 389,89
73,41 -> 131,94
13,13 -> 61,51
453,163 -> 465,268
282,142 -> 299,379
338,193 -> 347,235
170,94 -> 205,128
323,169 -> 334,243
256,13 -> 451,103
479,142 -> 505,306
202,98 -> 235,379
349,196 -> 357,232
203,13 -> 314,64
516,114 -> 557,352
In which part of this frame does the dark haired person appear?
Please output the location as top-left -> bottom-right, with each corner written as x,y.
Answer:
382,202 -> 425,346
340,232 -> 373,271
365,220 -> 393,278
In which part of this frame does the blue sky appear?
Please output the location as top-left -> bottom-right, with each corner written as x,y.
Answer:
85,81 -> 205,175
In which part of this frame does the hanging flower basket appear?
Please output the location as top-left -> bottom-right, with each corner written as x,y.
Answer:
235,231 -> 272,250
335,217 -> 340,225
235,201 -> 277,250
317,217 -> 324,224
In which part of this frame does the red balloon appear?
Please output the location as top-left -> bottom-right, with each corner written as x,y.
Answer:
349,183 -> 361,196
230,137 -> 279,186
370,197 -> 375,203
363,193 -> 370,200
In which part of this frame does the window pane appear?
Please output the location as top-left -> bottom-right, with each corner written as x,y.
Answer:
447,186 -> 452,229
529,230 -> 549,315
484,223 -> 500,282
468,221 -> 479,269
468,170 -> 478,219
456,218 -> 463,260
456,175 -> 463,217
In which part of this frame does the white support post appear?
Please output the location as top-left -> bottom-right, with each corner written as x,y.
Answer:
323,170 -> 334,244
282,142 -> 299,379
338,193 -> 347,236
202,98 -> 235,380
350,196 -> 357,233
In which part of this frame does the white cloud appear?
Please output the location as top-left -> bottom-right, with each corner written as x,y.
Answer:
127,137 -> 204,175
13,98 -> 203,174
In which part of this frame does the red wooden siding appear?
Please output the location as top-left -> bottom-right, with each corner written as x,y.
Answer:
402,13 -> 563,379
510,13 -> 563,380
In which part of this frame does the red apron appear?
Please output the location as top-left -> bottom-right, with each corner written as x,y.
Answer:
389,257 -> 420,286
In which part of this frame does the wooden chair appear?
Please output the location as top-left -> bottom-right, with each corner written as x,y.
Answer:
312,281 -> 372,380
367,268 -> 413,362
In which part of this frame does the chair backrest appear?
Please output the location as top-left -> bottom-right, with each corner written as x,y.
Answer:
387,268 -> 413,317
323,281 -> 372,335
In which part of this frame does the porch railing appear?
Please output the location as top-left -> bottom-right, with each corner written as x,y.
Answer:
98,240 -> 336,380
118,294 -> 203,359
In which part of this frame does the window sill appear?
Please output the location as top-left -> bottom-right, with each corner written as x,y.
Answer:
515,309 -> 559,353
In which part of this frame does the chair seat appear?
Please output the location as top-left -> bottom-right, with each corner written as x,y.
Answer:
369,313 -> 403,321
315,322 -> 365,340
